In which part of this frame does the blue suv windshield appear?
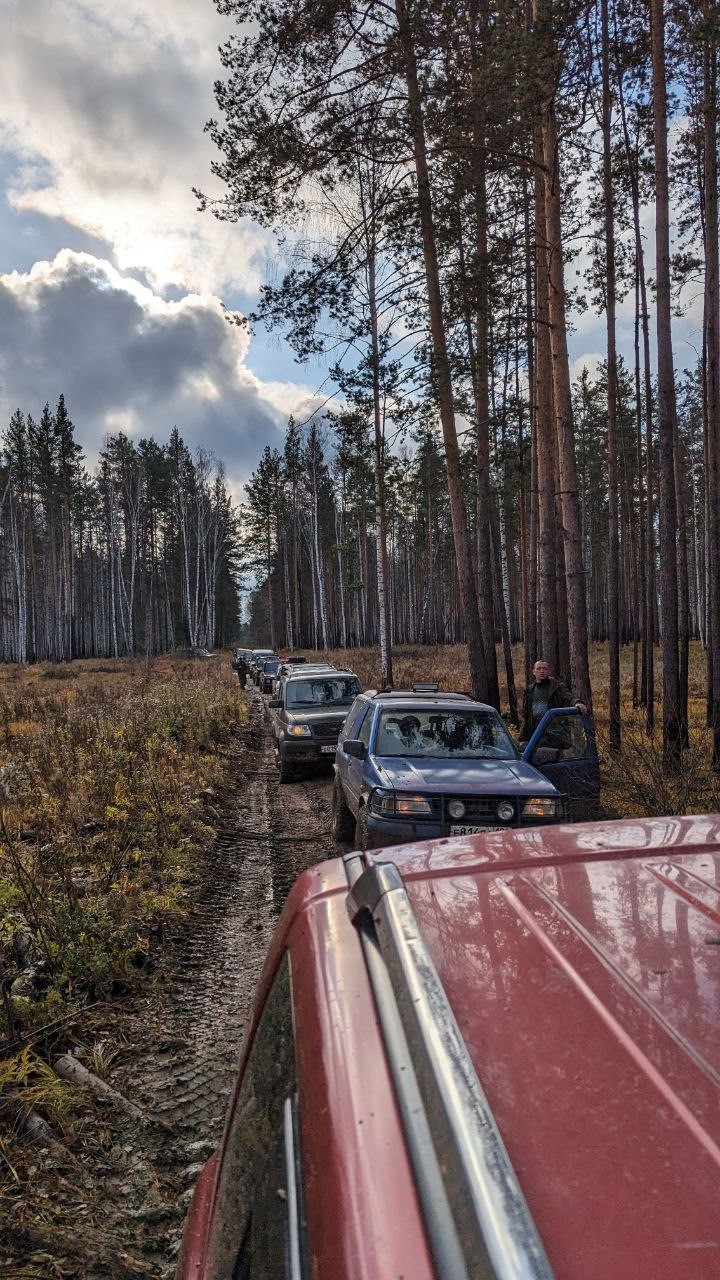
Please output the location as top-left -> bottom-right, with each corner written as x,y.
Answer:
375,709 -> 518,760
287,676 -> 361,708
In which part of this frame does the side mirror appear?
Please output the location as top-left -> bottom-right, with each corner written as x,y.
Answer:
343,739 -> 366,759
268,698 -> 282,709
533,746 -> 560,765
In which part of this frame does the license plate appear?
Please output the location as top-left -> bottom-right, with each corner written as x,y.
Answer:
320,744 -> 336,754
450,824 -> 497,836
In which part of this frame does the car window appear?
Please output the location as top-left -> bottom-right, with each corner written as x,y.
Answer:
343,697 -> 366,737
357,707 -> 374,748
375,709 -> 518,759
207,955 -> 305,1279
286,676 -> 361,708
533,712 -> 588,761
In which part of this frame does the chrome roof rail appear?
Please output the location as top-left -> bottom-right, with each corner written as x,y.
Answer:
345,858 -> 555,1280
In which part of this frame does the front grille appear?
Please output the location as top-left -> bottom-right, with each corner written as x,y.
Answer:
425,795 -> 517,824
313,721 -> 342,741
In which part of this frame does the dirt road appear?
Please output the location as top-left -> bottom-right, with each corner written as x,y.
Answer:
11,690 -> 337,1279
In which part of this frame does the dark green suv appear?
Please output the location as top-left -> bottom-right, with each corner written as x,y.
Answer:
269,671 -> 362,782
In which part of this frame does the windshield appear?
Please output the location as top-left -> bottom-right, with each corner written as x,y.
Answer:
286,676 -> 361,708
263,660 -> 280,673
375,709 -> 518,760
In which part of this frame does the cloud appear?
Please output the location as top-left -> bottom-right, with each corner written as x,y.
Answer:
0,0 -> 269,295
0,251 -> 324,491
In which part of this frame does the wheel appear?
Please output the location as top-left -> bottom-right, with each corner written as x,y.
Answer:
354,806 -> 369,851
331,779 -> 355,843
277,753 -> 296,783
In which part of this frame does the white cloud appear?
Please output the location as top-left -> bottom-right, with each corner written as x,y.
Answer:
570,352 -> 604,383
0,251 -> 324,491
0,0 -> 269,295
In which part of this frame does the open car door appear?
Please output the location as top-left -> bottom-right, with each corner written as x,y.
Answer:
521,707 -> 600,821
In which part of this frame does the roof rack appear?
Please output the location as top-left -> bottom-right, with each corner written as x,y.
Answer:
366,688 -> 473,702
344,855 -> 554,1280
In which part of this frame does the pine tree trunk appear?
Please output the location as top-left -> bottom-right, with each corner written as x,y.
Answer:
703,0 -> 720,764
650,0 -> 683,765
536,3 -> 591,706
395,0 -> 492,703
601,0 -> 621,750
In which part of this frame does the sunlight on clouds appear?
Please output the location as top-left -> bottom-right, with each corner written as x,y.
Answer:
1,0 -> 270,296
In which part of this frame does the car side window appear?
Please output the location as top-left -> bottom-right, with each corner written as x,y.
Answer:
342,697 -> 365,737
357,707 -> 374,749
207,955 -> 306,1279
534,712 -> 588,761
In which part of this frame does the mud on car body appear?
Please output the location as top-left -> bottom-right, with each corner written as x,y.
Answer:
269,670 -> 362,782
176,816 -> 720,1280
332,688 -> 599,849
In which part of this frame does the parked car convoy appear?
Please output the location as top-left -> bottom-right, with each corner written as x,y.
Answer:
332,687 -> 599,848
269,671 -> 362,782
176,815 -> 720,1280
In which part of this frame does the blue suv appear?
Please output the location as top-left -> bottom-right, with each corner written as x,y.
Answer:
331,687 -> 600,849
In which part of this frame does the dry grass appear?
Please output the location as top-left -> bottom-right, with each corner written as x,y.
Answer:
295,640 -> 720,820
0,653 -> 244,1044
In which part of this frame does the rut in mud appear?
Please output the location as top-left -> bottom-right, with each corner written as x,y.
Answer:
10,690 -> 337,1280
115,690 -> 336,1152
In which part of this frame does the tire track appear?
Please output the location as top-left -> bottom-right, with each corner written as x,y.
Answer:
99,688 -> 337,1274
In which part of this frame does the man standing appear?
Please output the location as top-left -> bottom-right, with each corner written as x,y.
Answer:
520,659 -> 587,744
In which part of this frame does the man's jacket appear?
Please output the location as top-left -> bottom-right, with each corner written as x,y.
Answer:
520,677 -> 574,743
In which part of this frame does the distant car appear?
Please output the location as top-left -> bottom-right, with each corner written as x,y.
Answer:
176,815 -> 720,1280
271,661 -> 337,699
269,671 -> 362,781
258,657 -> 281,693
183,647 -> 215,660
247,649 -> 275,685
332,688 -> 599,848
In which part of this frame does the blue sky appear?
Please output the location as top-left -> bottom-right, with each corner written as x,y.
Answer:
0,0 -> 702,496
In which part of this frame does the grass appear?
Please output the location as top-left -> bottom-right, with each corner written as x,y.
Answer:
298,639 -> 720,820
0,654 -> 244,1045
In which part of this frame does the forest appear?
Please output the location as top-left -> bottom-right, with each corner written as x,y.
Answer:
0,399 -> 240,662
205,0 -> 720,770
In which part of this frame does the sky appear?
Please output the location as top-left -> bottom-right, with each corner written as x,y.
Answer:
0,0 -> 328,495
0,0 -> 704,498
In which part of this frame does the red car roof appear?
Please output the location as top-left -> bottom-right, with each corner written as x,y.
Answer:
360,816 -> 720,1279
203,818 -> 719,1280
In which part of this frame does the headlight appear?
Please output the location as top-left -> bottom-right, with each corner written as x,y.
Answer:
447,799 -> 465,820
287,724 -> 312,737
395,794 -> 432,816
369,790 -> 433,817
370,788 -> 396,815
522,797 -> 557,818
496,801 -> 515,822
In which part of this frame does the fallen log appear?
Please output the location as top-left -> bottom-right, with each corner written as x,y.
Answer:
53,1054 -> 145,1122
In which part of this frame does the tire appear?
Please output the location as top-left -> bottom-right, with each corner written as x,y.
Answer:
354,806 -> 369,851
332,779 -> 355,844
277,753 -> 296,783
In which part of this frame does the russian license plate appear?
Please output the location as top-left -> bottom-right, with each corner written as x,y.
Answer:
450,824 -> 497,836
320,744 -> 336,754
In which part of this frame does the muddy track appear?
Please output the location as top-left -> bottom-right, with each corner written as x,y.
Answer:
86,689 -> 336,1277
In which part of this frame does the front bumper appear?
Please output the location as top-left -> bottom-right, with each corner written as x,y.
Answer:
278,737 -> 338,764
365,812 -> 560,850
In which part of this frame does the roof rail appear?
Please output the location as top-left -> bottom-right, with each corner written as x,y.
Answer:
345,856 -> 555,1280
411,681 -> 439,692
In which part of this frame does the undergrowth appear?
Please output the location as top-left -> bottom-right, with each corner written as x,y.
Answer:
0,658 -> 244,1044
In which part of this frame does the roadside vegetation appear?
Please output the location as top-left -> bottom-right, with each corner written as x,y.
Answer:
0,656 -> 243,1045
